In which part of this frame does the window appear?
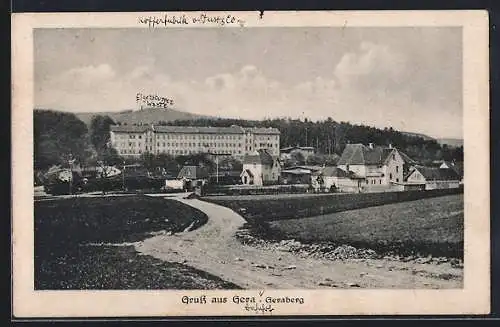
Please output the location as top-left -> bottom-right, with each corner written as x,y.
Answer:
389,173 -> 392,179
396,166 -> 399,173
396,178 -> 399,183
393,154 -> 396,160
379,180 -> 382,184
366,180 -> 369,184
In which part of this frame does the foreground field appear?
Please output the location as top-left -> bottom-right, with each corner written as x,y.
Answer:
137,197 -> 463,289
35,195 -> 238,289
203,188 -> 462,223
260,194 -> 463,258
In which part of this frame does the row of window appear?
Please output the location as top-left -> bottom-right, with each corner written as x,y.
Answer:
117,133 -> 279,141
119,142 -> 247,148
119,149 -> 244,155
365,177 -> 400,185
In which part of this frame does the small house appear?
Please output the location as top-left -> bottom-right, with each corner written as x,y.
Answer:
240,149 -> 281,186
439,161 -> 464,184
405,165 -> 461,190
311,166 -> 363,193
177,165 -> 210,190
281,167 -> 313,185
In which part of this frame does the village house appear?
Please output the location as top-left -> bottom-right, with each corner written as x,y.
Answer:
311,166 -> 362,193
439,161 -> 464,184
177,165 -> 210,190
405,165 -> 461,190
240,149 -> 281,186
336,143 -> 415,192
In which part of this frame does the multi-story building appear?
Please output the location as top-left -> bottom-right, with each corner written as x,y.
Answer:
109,124 -> 280,158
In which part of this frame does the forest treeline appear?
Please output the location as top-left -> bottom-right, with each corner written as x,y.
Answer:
34,110 -> 463,172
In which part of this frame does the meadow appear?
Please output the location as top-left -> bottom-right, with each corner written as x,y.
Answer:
35,195 -> 239,289
249,194 -> 464,258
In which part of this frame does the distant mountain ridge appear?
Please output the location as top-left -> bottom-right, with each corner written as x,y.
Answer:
69,108 -> 212,126
436,138 -> 463,148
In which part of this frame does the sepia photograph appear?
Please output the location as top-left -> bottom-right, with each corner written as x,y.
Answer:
12,11 -> 489,317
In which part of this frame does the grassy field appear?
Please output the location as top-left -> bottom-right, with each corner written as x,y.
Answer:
247,194 -> 464,258
35,195 -> 239,289
203,188 -> 463,223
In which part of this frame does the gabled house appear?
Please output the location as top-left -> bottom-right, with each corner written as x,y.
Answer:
177,165 -> 210,190
337,143 -> 414,192
311,166 -> 362,193
405,165 -> 461,190
240,149 -> 281,186
439,161 -> 464,184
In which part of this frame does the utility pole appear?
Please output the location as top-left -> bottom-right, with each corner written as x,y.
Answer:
68,154 -> 74,196
216,154 -> 219,184
122,160 -> 126,191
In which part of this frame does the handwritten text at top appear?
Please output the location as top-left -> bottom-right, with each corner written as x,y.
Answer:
138,13 -> 245,28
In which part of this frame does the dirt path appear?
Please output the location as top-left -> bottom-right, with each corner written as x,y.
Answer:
135,196 -> 463,289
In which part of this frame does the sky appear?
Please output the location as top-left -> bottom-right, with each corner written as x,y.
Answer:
34,27 -> 463,139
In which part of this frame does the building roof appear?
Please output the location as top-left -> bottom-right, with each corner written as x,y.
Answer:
411,165 -> 461,181
110,125 -> 150,133
240,169 -> 254,178
440,161 -> 464,177
177,165 -> 210,179
281,168 -> 312,175
337,144 -> 415,166
312,166 -> 359,179
111,125 -> 247,134
286,165 -> 323,172
280,146 -> 315,153
244,127 -> 280,135
243,149 -> 275,165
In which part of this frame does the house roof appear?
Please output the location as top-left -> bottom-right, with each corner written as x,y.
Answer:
337,144 -> 415,166
177,165 -> 210,179
243,149 -> 275,165
282,168 -> 312,175
280,146 -> 315,153
286,165 -> 323,172
411,165 -> 461,181
441,161 -> 464,177
313,166 -> 360,179
240,169 -> 254,178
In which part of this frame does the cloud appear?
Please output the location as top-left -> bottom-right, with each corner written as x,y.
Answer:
36,42 -> 461,138
334,42 -> 409,95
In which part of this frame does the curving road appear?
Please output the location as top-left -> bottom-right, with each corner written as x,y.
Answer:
135,196 -> 463,289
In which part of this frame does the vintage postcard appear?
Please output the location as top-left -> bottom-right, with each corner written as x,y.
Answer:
12,11 -> 490,317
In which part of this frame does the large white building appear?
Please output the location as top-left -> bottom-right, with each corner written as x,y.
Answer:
109,124 -> 280,158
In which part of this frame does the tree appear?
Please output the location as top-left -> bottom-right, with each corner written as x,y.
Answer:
34,110 -> 93,170
218,157 -> 243,171
290,151 -> 306,166
90,115 -> 116,155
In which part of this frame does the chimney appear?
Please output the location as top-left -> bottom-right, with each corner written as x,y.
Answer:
368,143 -> 374,149
388,143 -> 393,149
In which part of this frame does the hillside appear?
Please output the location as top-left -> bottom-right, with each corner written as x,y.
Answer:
437,138 -> 463,148
401,131 -> 435,141
72,108 -> 212,126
